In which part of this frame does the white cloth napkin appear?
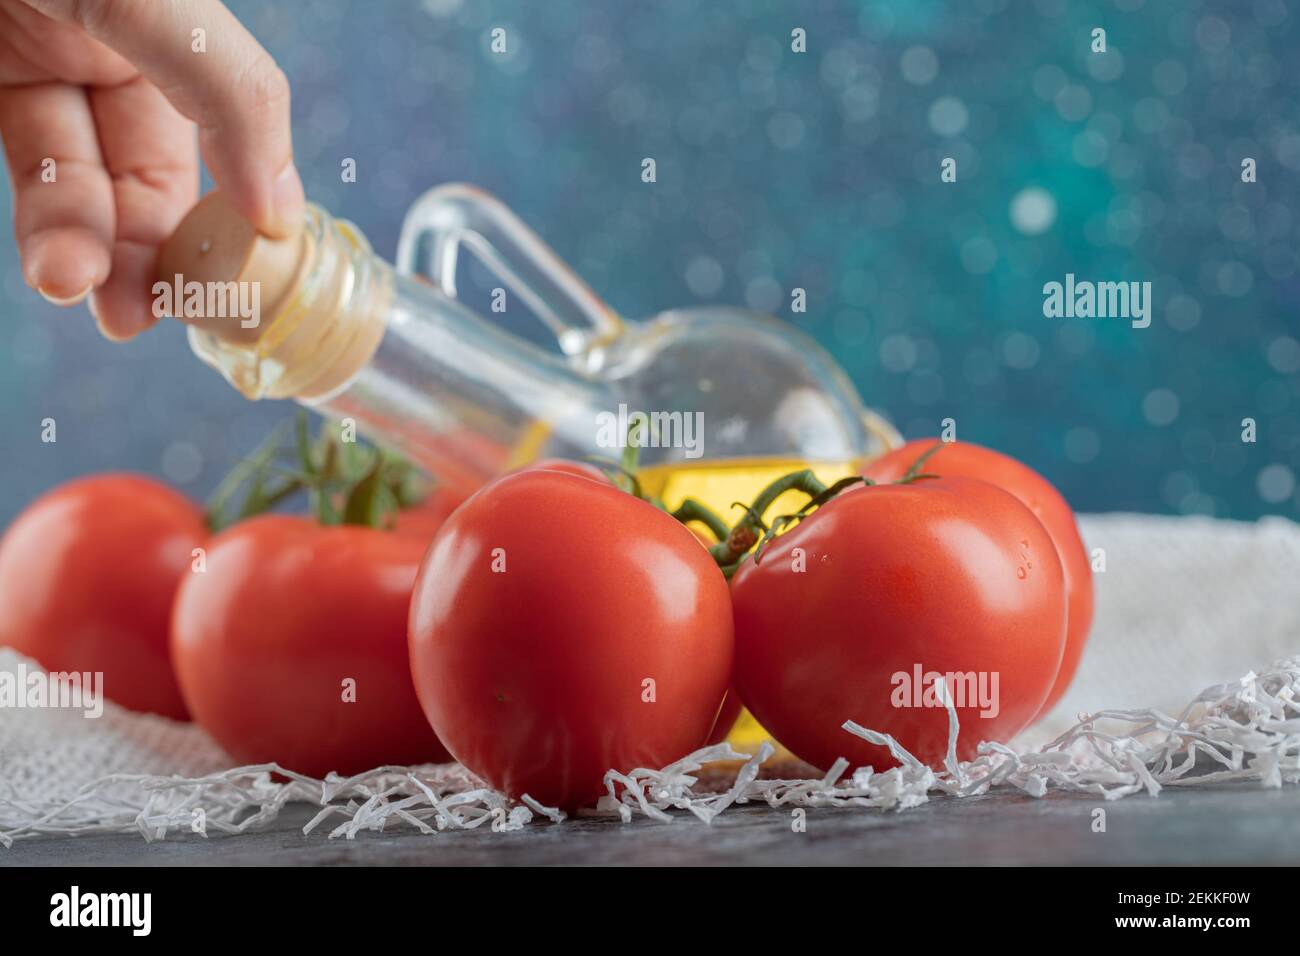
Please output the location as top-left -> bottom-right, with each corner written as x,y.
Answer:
1024,512 -> 1300,746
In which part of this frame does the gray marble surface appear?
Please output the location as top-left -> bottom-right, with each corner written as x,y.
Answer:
4,782 -> 1298,867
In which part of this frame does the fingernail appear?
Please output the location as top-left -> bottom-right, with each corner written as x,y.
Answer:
270,163 -> 305,236
89,294 -> 141,343
96,320 -> 133,343
38,283 -> 94,307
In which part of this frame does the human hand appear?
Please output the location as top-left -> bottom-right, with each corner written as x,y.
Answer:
0,0 -> 303,339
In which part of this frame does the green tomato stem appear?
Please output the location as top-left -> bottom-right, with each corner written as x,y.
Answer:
670,498 -> 731,542
710,468 -> 830,566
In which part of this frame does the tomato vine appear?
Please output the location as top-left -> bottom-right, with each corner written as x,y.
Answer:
204,412 -> 431,532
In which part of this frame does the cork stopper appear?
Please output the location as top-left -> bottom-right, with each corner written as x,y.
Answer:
159,191 -> 390,401
157,191 -> 311,347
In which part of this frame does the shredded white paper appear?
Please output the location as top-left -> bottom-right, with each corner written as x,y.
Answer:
2,654 -> 1296,847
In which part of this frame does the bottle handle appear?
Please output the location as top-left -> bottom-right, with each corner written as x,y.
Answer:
395,184 -> 623,357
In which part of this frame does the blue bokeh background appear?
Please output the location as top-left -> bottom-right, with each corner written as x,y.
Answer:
2,0 -> 1298,524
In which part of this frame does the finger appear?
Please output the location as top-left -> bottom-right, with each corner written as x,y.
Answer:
0,82 -> 113,303
87,75 -> 200,340
3,0 -> 137,86
25,0 -> 304,237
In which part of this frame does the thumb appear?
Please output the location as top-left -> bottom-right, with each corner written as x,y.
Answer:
28,0 -> 305,237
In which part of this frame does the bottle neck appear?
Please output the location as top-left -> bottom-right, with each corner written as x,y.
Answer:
183,202 -> 615,488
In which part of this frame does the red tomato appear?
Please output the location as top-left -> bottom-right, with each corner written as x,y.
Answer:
863,440 -> 1093,717
171,515 -> 450,776
706,689 -> 743,746
730,477 -> 1067,772
521,458 -> 611,483
0,474 -> 204,720
394,461 -> 607,540
689,521 -> 739,746
695,526 -> 738,748
408,470 -> 733,808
